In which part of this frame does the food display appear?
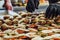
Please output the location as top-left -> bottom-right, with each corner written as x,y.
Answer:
0,12 -> 60,40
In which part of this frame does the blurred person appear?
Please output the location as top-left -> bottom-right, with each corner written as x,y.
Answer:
26,0 -> 28,3
45,0 -> 60,19
26,0 -> 39,13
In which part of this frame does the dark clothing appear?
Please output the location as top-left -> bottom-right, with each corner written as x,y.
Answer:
45,4 -> 58,19
57,3 -> 60,15
26,0 -> 35,12
48,0 -> 59,4
45,0 -> 60,19
26,0 -> 39,12
34,0 -> 39,9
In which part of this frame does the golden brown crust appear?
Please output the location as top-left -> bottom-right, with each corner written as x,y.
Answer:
4,15 -> 10,20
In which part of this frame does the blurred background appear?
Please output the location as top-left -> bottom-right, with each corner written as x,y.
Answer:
0,0 -> 49,13
0,0 -> 48,7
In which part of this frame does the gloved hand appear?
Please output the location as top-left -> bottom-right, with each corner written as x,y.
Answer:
45,3 -> 60,19
26,0 -> 35,13
34,0 -> 39,9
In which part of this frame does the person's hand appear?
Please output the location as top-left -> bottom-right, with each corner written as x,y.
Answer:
3,0 -> 13,10
5,3 -> 13,10
45,4 -> 59,19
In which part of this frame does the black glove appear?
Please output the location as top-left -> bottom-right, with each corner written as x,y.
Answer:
45,5 -> 54,19
45,3 -> 60,19
34,0 -> 39,9
26,0 -> 35,13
